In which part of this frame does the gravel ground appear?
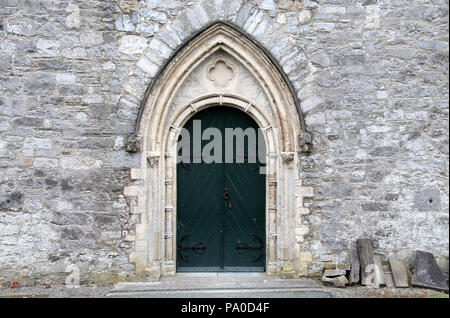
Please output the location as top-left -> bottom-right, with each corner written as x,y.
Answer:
323,285 -> 448,298
0,284 -> 114,298
0,283 -> 448,298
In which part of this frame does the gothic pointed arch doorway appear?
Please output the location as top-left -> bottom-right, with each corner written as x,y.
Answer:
125,22 -> 314,280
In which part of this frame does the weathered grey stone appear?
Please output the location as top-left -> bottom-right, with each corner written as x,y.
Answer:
60,156 -> 102,170
259,0 -> 276,11
301,95 -> 323,113
118,0 -> 139,12
158,28 -> 181,50
370,146 -> 398,157
0,97 -> 26,117
94,214 -> 118,229
6,17 -> 39,36
148,37 -> 172,60
0,55 -> 11,70
24,72 -> 56,92
413,188 -> 441,211
299,9 -> 312,24
115,15 -> 136,32
349,247 -> 360,285
368,170 -> 384,182
20,0 -> 49,14
118,35 -> 148,56
51,212 -> 90,226
1,77 -> 21,91
330,183 -> 353,197
60,226 -> 85,241
361,202 -> 389,211
322,275 -> 349,288
104,151 -> 140,168
412,251 -> 449,291
389,258 -> 410,288
416,40 -> 448,52
0,120 -> 10,132
236,3 -> 254,27
37,58 -> 73,71
362,0 -> 377,5
303,0 -> 318,9
383,264 -> 395,288
137,23 -> 157,37
310,52 -> 330,68
24,137 -> 52,150
373,255 -> 386,288
36,38 -> 60,56
323,269 -> 346,277
357,239 -> 374,286
83,94 -> 104,105
80,31 -> 104,47
0,192 -> 24,211
334,54 -> 365,66
349,170 -> 366,183
170,16 -> 191,41
33,158 -> 58,169
142,10 -> 167,24
55,73 -> 76,85
0,0 -> 17,14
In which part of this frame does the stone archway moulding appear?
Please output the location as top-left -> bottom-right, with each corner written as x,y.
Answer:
123,23 -> 314,280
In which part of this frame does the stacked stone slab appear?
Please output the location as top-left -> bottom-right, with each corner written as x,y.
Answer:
322,269 -> 349,288
412,251 -> 449,292
357,239 -> 375,286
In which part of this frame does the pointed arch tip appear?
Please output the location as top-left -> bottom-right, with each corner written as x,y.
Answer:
132,21 -> 307,128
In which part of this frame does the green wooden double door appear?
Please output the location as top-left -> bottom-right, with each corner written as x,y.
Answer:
176,106 -> 266,272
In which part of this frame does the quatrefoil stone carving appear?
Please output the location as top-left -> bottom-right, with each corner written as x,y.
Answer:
207,58 -> 235,87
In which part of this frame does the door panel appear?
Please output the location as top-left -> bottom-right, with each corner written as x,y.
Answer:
223,162 -> 265,271
176,106 -> 265,272
177,162 -> 222,271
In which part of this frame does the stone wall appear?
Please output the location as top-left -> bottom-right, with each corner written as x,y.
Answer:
0,0 -> 448,284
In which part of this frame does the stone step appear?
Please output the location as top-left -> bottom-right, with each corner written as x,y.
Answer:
107,287 -> 332,298
106,275 -> 332,298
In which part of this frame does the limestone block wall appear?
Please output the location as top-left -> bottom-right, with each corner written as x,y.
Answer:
0,0 -> 448,284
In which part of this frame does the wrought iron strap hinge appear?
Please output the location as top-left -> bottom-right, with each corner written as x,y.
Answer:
236,234 -> 264,263
177,234 -> 206,263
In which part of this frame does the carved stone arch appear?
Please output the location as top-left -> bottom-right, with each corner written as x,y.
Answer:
137,22 -> 307,152
125,22 -> 314,280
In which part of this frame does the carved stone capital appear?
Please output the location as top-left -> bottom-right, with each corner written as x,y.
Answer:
125,134 -> 142,153
298,131 -> 312,153
146,152 -> 160,167
281,151 -> 295,162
